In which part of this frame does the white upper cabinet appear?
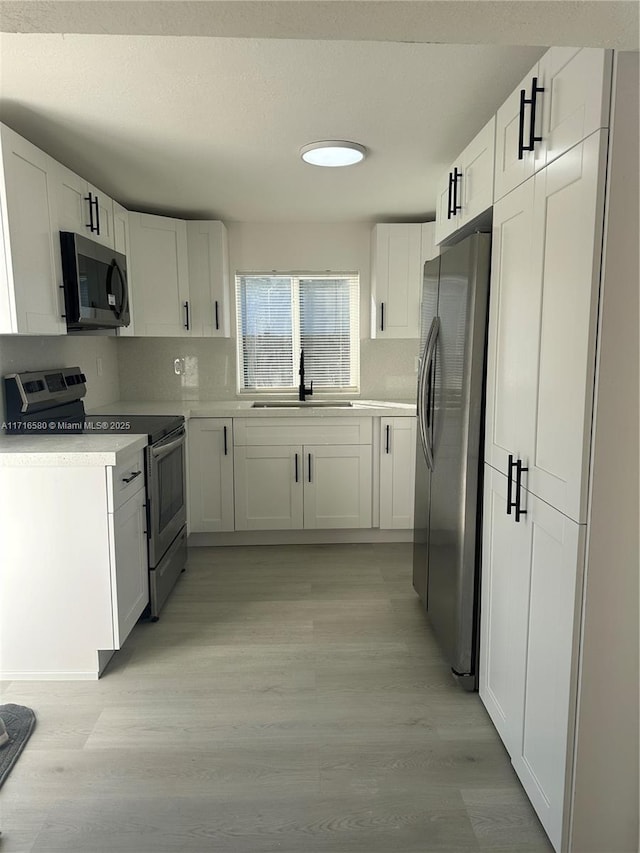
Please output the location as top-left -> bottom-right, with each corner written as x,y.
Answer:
186,220 -> 231,338
54,162 -> 115,249
435,117 -> 495,245
0,124 -> 66,335
494,48 -> 611,202
370,223 -> 423,338
128,212 -> 191,336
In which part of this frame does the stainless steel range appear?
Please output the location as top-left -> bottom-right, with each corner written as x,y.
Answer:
3,366 -> 187,620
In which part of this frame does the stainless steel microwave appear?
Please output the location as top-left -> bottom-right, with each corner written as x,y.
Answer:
60,232 -> 130,331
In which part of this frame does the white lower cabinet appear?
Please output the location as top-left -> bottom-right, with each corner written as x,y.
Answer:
111,486 -> 149,644
232,417 -> 373,531
0,447 -> 149,679
234,443 -> 372,531
188,418 -> 235,532
379,416 -> 416,529
480,464 -> 585,851
234,445 -> 303,530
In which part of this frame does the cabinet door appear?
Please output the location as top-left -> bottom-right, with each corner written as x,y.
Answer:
87,182 -> 114,249
512,490 -> 584,853
111,487 -> 149,647
379,417 -> 417,529
55,165 -> 114,249
0,125 -> 66,334
494,65 -> 545,202
303,444 -> 372,529
523,132 -> 607,523
370,223 -> 422,338
234,445 -> 303,530
484,177 -> 537,476
538,48 -> 611,169
128,212 -> 190,336
479,465 -> 529,758
459,116 -> 495,226
113,201 -> 136,336
186,220 -> 230,337
189,418 -> 234,532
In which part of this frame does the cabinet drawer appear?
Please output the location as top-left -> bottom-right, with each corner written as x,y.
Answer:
233,417 -> 372,447
107,449 -> 146,512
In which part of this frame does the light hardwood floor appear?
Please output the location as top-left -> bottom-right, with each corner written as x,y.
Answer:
0,544 -> 552,852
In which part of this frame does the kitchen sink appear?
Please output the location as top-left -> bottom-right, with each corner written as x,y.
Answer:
251,400 -> 354,408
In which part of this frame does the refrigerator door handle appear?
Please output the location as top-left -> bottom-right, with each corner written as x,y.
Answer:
419,317 -> 439,471
426,318 -> 440,469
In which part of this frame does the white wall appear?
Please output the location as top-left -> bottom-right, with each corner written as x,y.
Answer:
570,52 -> 639,853
117,222 -> 420,402
0,334 -> 121,416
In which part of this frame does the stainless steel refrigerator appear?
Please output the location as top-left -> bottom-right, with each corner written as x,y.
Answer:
412,232 -> 491,691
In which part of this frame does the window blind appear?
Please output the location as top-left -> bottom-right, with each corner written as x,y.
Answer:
236,273 -> 360,392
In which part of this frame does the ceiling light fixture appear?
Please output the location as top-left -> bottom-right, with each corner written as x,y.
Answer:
300,140 -> 367,167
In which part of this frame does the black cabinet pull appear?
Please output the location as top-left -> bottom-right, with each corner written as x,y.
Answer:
294,452 -> 299,483
85,192 -> 97,232
380,302 -> 385,332
515,459 -> 529,523
385,424 -> 390,454
518,77 -> 544,160
527,77 -> 544,154
223,425 -> 228,456
215,300 -> 219,330
122,470 -> 142,484
506,454 -> 516,515
94,195 -> 101,235
308,453 -> 312,483
446,171 -> 453,219
184,301 -> 190,330
517,88 -> 527,161
452,167 -> 462,215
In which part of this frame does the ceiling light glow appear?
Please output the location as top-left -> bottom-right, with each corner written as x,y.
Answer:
300,141 -> 367,167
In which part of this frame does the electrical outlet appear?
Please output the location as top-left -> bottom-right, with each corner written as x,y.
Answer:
96,357 -> 103,377
174,358 -> 185,375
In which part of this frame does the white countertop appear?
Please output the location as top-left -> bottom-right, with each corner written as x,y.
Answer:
0,433 -> 147,466
89,399 -> 417,418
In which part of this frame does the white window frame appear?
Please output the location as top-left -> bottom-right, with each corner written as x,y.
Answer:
235,272 -> 360,395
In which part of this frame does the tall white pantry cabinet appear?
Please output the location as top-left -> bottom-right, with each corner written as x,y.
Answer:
479,50 -> 639,853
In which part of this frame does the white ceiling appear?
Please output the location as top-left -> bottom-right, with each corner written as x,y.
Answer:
0,2 -> 637,223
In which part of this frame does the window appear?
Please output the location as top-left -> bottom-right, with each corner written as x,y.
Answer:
235,273 -> 360,393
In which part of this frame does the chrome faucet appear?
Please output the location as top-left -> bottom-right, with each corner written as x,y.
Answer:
298,349 -> 313,401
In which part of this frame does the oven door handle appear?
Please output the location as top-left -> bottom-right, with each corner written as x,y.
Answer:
151,433 -> 185,460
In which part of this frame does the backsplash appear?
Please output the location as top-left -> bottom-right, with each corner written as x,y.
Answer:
0,334 -> 121,416
117,337 -> 419,402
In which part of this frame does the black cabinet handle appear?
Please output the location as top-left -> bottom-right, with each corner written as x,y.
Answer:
184,301 -> 190,330
446,171 -> 453,219
94,195 -> 101,235
308,453 -> 312,483
515,459 -> 529,523
85,192 -> 97,233
223,425 -> 228,456
452,167 -> 462,215
517,88 -> 527,161
380,302 -> 385,332
215,300 -> 219,330
385,424 -> 390,454
506,454 -> 516,515
294,452 -> 299,483
122,470 -> 142,484
518,77 -> 544,160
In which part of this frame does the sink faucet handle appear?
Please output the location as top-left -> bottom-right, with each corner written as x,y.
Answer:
308,380 -> 313,396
